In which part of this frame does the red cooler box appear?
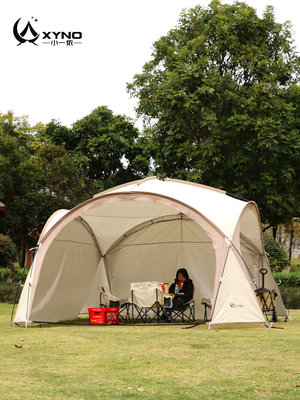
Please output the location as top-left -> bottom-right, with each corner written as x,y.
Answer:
88,307 -> 119,325
88,308 -> 106,325
105,307 -> 119,325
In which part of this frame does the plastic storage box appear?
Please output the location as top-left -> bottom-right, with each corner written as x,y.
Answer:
88,307 -> 119,325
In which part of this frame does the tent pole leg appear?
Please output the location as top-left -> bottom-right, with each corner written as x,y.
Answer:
131,291 -> 134,324
10,282 -> 21,327
25,282 -> 32,329
208,321 -> 212,330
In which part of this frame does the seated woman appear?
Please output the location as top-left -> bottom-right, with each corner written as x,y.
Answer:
164,268 -> 194,321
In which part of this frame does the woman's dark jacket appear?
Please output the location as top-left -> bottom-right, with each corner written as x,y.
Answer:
169,280 -> 194,302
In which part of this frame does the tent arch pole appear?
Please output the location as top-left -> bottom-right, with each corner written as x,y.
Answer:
78,216 -> 112,292
231,242 -> 259,290
77,216 -> 103,257
105,214 -> 193,257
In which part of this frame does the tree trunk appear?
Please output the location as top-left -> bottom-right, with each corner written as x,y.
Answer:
19,236 -> 27,269
272,225 -> 278,240
278,226 -> 282,244
289,224 -> 294,265
6,260 -> 17,283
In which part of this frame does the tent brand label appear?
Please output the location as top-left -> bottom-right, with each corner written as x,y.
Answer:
13,17 -> 83,47
230,302 -> 244,308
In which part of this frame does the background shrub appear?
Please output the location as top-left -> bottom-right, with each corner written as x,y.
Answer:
274,271 -> 300,287
263,233 -> 289,272
0,282 -> 22,303
290,263 -> 300,272
0,266 -> 28,283
0,234 -> 17,268
0,267 -> 11,282
279,287 -> 300,309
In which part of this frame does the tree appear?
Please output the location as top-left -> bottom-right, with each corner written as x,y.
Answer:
42,106 -> 149,191
0,113 -> 87,267
128,1 -> 300,232
282,218 -> 300,263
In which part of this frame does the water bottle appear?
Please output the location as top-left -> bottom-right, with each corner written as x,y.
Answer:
175,283 -> 179,294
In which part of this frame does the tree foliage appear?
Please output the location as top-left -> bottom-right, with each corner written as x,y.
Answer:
0,112 -> 87,267
41,106 -> 149,190
128,0 -> 300,228
0,234 -> 17,268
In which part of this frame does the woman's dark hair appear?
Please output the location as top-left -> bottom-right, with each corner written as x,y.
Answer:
175,268 -> 190,282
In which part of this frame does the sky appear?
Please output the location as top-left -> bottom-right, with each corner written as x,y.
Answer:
0,0 -> 299,128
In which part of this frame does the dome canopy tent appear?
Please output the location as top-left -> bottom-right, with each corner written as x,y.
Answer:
14,177 -> 287,326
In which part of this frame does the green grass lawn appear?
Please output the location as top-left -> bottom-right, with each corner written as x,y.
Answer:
0,304 -> 299,400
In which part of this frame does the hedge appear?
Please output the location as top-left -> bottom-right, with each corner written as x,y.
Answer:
279,287 -> 300,310
0,267 -> 29,283
0,282 -> 22,303
274,271 -> 300,288
290,263 -> 300,272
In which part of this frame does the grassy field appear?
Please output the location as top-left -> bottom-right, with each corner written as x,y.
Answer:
0,304 -> 299,400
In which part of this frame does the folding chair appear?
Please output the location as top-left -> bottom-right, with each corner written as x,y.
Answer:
98,286 -> 130,323
130,282 -> 164,323
169,298 -> 195,323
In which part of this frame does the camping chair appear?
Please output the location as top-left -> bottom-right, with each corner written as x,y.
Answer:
255,268 -> 277,322
169,298 -> 195,323
201,298 -> 212,323
98,286 -> 130,323
130,282 -> 164,323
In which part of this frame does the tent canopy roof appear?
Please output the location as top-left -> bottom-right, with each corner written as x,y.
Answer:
41,177 -> 251,244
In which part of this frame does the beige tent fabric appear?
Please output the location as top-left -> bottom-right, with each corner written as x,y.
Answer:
80,258 -> 109,313
210,246 -> 266,324
30,218 -> 100,322
13,177 -> 287,325
105,216 -> 216,318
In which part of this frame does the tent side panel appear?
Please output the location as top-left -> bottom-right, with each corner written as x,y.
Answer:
29,240 -> 99,322
211,247 -> 265,325
238,205 -> 287,318
14,266 -> 32,324
28,218 -> 101,323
